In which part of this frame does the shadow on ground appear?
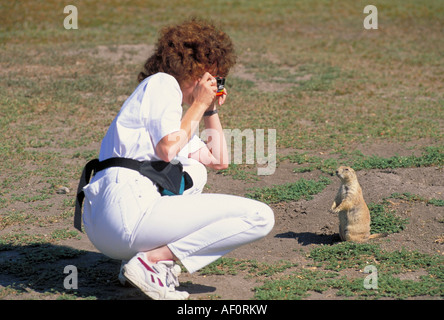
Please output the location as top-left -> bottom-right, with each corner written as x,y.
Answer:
275,231 -> 340,246
0,243 -> 138,299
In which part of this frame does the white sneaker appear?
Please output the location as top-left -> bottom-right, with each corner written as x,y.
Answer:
119,259 -> 183,287
118,260 -> 131,287
122,252 -> 189,300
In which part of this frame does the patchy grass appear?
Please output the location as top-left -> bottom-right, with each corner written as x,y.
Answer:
368,198 -> 409,235
253,242 -> 443,300
198,258 -> 297,278
0,0 -> 442,300
389,192 -> 444,207
245,176 -> 331,204
282,146 -> 444,175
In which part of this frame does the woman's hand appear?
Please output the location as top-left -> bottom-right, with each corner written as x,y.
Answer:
206,85 -> 227,112
155,73 -> 227,163
156,73 -> 218,163
192,72 -> 217,109
216,87 -> 228,107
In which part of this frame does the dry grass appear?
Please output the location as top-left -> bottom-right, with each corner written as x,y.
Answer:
0,0 -> 443,301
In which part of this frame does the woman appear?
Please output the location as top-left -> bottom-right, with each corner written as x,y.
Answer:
79,19 -> 274,300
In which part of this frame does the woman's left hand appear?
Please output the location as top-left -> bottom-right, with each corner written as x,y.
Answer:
207,87 -> 227,111
217,87 -> 227,106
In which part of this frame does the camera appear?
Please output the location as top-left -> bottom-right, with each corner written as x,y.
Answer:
215,77 -> 225,96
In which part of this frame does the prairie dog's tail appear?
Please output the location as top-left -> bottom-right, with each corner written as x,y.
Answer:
369,232 -> 389,240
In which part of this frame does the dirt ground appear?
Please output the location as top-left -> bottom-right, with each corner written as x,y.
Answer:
0,43 -> 442,301
180,149 -> 444,300
2,143 -> 442,301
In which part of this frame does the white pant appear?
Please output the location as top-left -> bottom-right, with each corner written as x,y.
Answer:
82,159 -> 274,273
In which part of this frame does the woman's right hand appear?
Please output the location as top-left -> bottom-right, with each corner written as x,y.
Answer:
156,73 -> 218,163
192,72 -> 217,109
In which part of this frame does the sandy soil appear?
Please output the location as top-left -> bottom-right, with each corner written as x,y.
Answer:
2,144 -> 442,301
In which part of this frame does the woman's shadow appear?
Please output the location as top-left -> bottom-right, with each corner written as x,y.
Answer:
0,242 -> 216,299
0,242 -> 158,299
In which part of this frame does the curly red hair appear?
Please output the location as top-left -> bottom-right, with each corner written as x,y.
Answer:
138,18 -> 236,84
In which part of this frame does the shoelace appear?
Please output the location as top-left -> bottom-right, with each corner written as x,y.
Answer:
164,264 -> 180,288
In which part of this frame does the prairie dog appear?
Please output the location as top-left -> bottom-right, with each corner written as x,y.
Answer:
330,166 -> 385,242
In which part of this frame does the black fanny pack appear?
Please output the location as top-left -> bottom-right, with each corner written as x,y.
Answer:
74,157 -> 193,231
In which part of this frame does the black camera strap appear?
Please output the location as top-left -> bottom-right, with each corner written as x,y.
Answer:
74,157 -> 193,232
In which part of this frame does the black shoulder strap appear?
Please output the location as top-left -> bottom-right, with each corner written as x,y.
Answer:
74,158 -> 143,232
73,157 -> 190,232
74,158 -> 99,232
95,157 -> 143,172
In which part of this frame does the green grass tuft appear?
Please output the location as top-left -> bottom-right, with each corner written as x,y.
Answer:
245,176 -> 331,204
